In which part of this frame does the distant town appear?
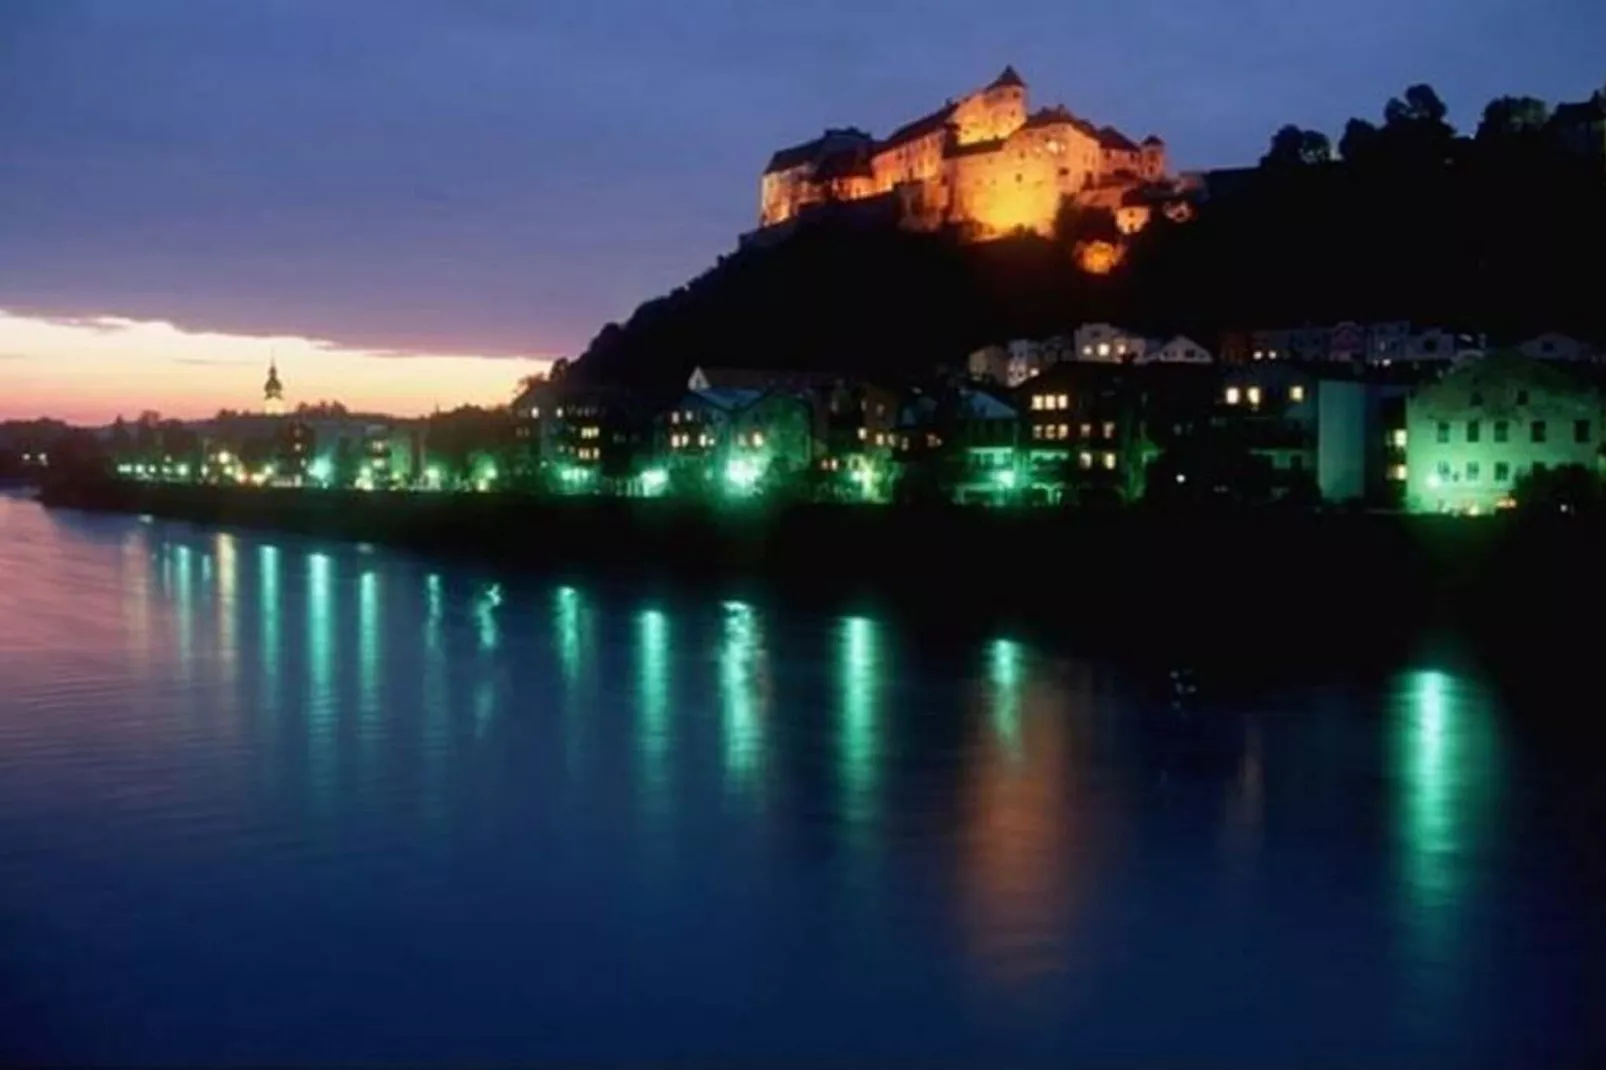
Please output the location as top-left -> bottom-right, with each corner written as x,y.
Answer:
6,69 -> 1604,518
4,320 -> 1603,518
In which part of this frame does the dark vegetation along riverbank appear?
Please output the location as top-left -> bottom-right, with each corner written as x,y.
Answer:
40,480 -> 1606,676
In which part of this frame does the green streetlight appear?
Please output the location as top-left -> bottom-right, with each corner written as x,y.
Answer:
725,458 -> 760,491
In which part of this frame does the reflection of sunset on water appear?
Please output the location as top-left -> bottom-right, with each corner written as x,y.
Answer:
959,648 -> 1093,985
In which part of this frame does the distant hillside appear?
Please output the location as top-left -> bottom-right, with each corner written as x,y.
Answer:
573,85 -> 1606,390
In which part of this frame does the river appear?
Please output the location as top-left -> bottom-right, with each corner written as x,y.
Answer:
0,490 -> 1601,1065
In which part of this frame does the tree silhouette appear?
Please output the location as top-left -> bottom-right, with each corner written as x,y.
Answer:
1477,96 -> 1550,140
1262,125 -> 1332,167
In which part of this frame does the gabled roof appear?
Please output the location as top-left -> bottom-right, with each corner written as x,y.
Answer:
958,387 -> 1018,420
987,65 -> 1026,90
688,366 -> 842,392
877,102 -> 957,152
1097,126 -> 1140,152
1023,104 -> 1081,130
686,387 -> 764,412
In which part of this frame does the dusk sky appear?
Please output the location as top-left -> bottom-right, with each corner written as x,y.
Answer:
3,0 -> 1601,422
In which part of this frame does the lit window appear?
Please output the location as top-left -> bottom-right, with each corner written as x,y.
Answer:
1082,345 -> 1093,356
1103,452 -> 1117,470
1031,395 -> 1044,410
873,433 -> 884,446
1389,464 -> 1407,481
753,432 -> 766,448
1080,423 -> 1092,438
1247,386 -> 1262,406
1102,421 -> 1115,439
857,427 -> 867,441
1032,426 -> 1044,440
1097,343 -> 1110,357
1390,429 -> 1407,448
1057,394 -> 1069,410
1225,387 -> 1241,405
1290,385 -> 1305,402
1269,350 -> 1278,359
531,407 -> 541,419
670,412 -> 680,425
1078,452 -> 1093,470
1253,350 -> 1263,361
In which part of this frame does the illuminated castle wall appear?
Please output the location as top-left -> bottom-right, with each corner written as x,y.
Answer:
759,67 -> 1173,241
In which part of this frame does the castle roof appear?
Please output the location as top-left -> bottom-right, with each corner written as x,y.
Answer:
1023,104 -> 1076,129
1142,134 -> 1165,146
877,102 -> 958,152
987,65 -> 1026,90
764,128 -> 873,174
814,151 -> 873,179
1097,126 -> 1140,152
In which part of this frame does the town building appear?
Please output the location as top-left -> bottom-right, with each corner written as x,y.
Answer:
757,67 -> 1181,243
893,386 -> 1021,505
1405,354 -> 1604,514
512,378 -> 647,493
1073,323 -> 1149,363
1217,364 -> 1405,503
656,385 -> 814,496
1138,336 -> 1213,365
1015,362 -> 1141,504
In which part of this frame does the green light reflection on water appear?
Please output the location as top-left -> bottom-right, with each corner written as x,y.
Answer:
556,586 -> 581,682
989,638 -> 1025,762
555,586 -> 587,776
473,583 -> 502,736
1393,668 -> 1502,1014
358,569 -> 380,718
840,615 -> 882,836
173,544 -> 194,674
307,552 -> 335,810
719,601 -> 765,793
421,573 -> 447,832
259,546 -> 281,714
638,609 -> 671,806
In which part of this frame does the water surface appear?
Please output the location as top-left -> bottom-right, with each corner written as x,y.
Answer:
0,493 -> 1601,1065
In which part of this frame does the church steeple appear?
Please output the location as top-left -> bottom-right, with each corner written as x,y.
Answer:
264,357 -> 285,416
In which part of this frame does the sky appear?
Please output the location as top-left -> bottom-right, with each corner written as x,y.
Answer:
2,0 -> 1601,423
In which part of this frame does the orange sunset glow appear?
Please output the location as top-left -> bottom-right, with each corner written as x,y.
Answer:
0,310 -> 555,425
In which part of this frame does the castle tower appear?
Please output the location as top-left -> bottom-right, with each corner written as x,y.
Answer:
263,358 -> 285,416
952,66 -> 1029,146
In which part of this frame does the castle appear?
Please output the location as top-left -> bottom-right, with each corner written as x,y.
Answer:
759,67 -> 1186,243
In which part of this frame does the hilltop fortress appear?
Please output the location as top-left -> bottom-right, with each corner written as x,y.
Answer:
758,67 -> 1190,244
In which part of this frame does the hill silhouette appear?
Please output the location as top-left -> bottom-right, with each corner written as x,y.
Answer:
572,84 -> 1606,392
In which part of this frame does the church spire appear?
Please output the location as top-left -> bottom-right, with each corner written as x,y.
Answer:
264,356 -> 285,415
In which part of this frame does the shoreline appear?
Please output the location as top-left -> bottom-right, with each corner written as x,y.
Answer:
36,480 -> 1606,677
